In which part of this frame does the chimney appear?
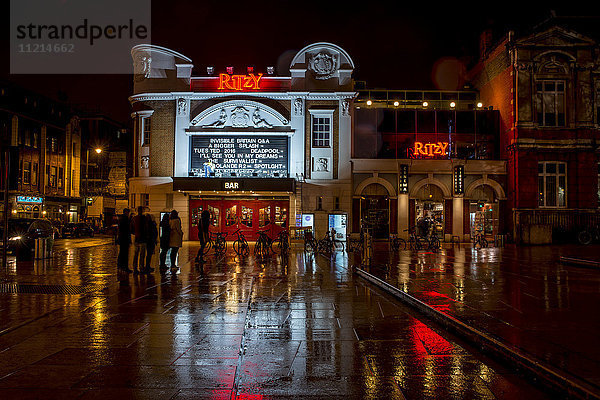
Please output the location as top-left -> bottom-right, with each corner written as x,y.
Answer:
479,29 -> 493,59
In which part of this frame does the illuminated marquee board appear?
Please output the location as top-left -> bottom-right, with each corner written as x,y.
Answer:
190,136 -> 288,178
218,73 -> 262,91
190,73 -> 290,92
410,141 -> 449,158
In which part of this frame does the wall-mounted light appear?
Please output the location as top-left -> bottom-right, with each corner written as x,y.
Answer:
477,102 -> 483,108
267,66 -> 274,75
393,101 -> 400,107
206,66 -> 214,75
226,66 -> 234,74
450,102 -> 456,108
366,100 -> 372,106
422,101 -> 428,108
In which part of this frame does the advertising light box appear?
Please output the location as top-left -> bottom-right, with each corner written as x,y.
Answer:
190,135 -> 288,178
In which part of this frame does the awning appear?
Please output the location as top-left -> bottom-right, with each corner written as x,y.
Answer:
172,177 -> 295,193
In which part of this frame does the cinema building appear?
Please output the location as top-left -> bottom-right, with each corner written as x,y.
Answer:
129,43 -> 355,241
128,41 -> 511,243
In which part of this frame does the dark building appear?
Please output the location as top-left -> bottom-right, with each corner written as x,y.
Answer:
469,18 -> 600,243
0,81 -> 82,223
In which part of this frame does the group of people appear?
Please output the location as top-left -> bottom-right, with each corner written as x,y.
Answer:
117,207 -> 184,273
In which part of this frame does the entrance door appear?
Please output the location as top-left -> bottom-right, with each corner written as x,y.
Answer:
191,199 -> 288,242
365,196 -> 389,239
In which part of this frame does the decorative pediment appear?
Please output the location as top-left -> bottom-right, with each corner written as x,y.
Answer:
189,100 -> 289,129
517,26 -> 595,48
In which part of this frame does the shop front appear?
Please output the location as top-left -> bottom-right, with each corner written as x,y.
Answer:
173,177 -> 295,242
414,184 -> 445,238
13,195 -> 44,218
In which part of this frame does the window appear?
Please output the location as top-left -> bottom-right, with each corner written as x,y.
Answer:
32,162 -> 38,186
312,116 -> 331,148
33,131 -> 38,148
58,167 -> 63,188
23,161 -> 31,184
72,143 -> 77,157
142,117 -> 151,146
317,196 -> 323,210
538,162 -> 566,207
50,166 -> 57,188
535,80 -> 565,127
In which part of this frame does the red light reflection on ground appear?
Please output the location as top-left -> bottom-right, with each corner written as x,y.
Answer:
411,318 -> 455,355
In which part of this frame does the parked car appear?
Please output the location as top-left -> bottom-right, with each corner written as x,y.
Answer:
61,222 -> 94,238
0,218 -> 55,257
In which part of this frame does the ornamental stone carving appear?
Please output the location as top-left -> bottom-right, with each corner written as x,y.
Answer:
177,98 -> 187,116
294,98 -> 303,116
201,109 -> 227,128
140,156 -> 149,169
252,109 -> 273,129
308,52 -> 338,80
341,99 -> 350,116
231,106 -> 250,127
134,55 -> 151,82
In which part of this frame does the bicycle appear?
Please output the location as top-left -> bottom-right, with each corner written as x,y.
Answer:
347,233 -> 364,253
425,234 -> 441,252
211,232 -> 228,254
406,228 -> 423,250
232,229 -> 250,256
390,234 -> 407,252
255,230 -> 273,258
317,231 -> 344,255
271,230 -> 290,257
304,230 -> 318,253
472,231 -> 488,248
578,225 -> 600,245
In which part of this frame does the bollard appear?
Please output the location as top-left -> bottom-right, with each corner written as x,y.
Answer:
34,238 -> 51,259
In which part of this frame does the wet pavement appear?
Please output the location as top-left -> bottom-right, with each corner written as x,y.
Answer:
0,239 -> 552,399
357,243 -> 600,398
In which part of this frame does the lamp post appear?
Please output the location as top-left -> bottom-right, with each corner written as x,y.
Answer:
85,148 -> 102,220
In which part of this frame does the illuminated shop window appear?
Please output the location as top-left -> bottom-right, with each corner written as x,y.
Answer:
312,116 -> 331,148
259,206 -> 271,227
535,80 -> 565,127
275,206 -> 287,227
208,205 -> 220,227
241,206 -> 253,227
225,205 -> 237,226
538,162 -> 566,207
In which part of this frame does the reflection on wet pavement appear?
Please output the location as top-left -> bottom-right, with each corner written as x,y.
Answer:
0,241 -> 551,398
360,243 -> 600,397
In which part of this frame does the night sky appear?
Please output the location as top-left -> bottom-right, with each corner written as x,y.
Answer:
1,2 -> 595,124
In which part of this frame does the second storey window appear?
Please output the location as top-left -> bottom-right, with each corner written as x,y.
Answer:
535,80 -> 565,127
312,116 -> 331,148
142,117 -> 151,147
23,161 -> 31,184
538,162 -> 566,207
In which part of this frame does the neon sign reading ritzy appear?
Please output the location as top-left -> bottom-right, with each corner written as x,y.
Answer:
218,73 -> 263,91
413,141 -> 449,158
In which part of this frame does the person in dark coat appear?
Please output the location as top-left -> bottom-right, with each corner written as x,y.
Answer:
130,206 -> 148,274
195,210 -> 211,264
169,210 -> 183,270
159,213 -> 171,272
117,208 -> 132,272
144,214 -> 158,273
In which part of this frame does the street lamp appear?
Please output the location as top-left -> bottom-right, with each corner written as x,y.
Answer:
85,147 -> 102,218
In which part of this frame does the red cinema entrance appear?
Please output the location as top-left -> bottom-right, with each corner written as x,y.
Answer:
189,198 -> 289,242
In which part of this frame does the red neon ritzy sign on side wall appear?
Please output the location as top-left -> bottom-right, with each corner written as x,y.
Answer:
218,73 -> 263,91
412,141 -> 449,158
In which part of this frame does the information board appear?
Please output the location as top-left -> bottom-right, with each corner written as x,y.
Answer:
190,136 -> 288,178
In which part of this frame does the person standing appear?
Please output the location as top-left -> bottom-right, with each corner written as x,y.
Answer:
117,208 -> 132,272
144,214 -> 158,273
159,213 -> 171,272
195,210 -> 210,264
169,210 -> 183,270
130,206 -> 148,274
